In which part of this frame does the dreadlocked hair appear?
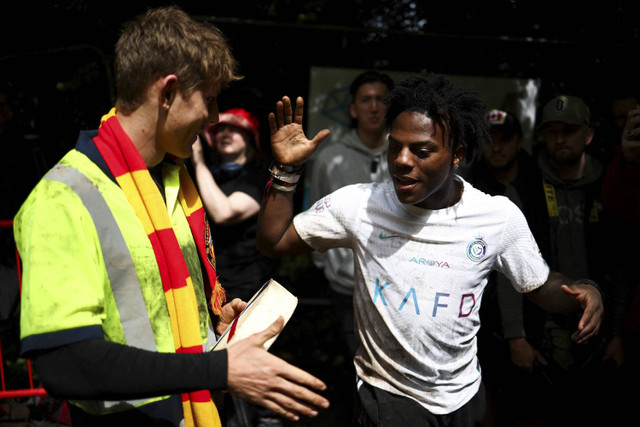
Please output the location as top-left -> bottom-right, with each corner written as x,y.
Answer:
383,73 -> 490,163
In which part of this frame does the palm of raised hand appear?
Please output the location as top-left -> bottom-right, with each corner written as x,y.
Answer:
269,96 -> 330,165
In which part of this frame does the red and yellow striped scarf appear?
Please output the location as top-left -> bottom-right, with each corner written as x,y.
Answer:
94,109 -> 225,427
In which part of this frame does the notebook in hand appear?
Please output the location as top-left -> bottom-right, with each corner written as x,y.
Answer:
212,278 -> 298,350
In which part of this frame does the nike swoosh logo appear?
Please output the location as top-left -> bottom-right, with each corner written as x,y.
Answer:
379,232 -> 401,240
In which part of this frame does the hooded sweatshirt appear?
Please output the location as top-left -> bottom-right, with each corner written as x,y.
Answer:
536,150 -> 604,279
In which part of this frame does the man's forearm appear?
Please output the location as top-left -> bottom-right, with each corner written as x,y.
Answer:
257,184 -> 299,257
526,271 -> 584,313
194,162 -> 235,223
33,339 -> 227,400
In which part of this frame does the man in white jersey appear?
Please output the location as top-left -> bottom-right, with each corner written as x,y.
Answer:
257,74 -> 604,426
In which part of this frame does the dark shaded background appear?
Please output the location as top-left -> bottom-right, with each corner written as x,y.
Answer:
2,0 -> 638,263
2,1 -> 638,207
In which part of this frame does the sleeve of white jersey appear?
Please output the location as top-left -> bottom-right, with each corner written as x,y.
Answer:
494,201 -> 550,293
293,184 -> 362,253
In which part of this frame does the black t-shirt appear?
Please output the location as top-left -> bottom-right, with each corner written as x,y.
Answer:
209,162 -> 278,301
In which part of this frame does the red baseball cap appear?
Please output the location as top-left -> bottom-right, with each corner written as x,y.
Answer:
204,108 -> 260,151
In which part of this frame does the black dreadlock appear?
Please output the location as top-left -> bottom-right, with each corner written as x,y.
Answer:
383,73 -> 490,163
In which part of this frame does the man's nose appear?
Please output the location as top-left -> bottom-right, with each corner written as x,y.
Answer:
394,147 -> 413,168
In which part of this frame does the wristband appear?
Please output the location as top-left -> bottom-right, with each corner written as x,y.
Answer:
267,176 -> 297,192
269,163 -> 303,184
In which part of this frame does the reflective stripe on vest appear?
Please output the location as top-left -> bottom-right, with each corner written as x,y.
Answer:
45,163 -> 159,413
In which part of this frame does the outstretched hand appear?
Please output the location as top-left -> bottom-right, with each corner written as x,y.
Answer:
560,283 -> 603,343
268,96 -> 330,166
226,316 -> 329,421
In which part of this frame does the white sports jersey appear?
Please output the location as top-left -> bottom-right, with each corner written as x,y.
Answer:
293,177 -> 549,414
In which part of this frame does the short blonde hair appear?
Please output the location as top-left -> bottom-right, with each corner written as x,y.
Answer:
114,6 -> 241,112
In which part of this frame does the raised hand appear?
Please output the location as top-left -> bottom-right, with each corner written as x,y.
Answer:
268,96 -> 330,166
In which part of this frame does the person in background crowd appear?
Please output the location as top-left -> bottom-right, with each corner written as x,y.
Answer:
601,92 -> 640,223
192,108 -> 277,303
302,69 -> 393,426
304,70 -> 394,361
502,94 -> 619,426
191,108 -> 281,427
463,109 -> 548,426
599,92 -> 640,425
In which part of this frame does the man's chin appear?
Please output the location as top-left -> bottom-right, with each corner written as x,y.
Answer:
393,189 -> 419,206
174,148 -> 193,160
552,154 -> 580,166
488,161 -> 511,171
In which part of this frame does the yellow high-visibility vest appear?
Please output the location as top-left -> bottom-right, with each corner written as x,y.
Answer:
15,149 -> 216,415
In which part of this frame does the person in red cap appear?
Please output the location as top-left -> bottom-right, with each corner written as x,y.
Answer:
192,107 -> 277,303
191,107 -> 282,426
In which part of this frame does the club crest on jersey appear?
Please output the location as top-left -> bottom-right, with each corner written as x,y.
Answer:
466,235 -> 487,262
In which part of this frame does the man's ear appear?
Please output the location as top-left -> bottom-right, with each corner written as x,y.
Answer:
585,126 -> 595,146
453,145 -> 467,169
159,74 -> 179,110
349,102 -> 357,120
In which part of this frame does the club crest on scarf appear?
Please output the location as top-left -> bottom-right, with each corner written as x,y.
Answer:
204,216 -> 217,271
